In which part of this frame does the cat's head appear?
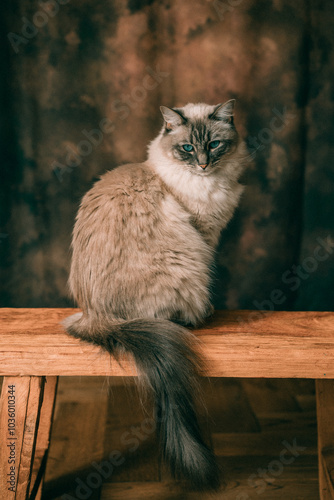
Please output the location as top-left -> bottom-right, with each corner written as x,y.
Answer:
153,100 -> 241,176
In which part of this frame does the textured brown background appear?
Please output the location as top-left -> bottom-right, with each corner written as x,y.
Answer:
1,0 -> 334,311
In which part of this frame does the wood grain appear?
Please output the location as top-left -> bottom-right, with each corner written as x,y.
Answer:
1,309 -> 334,378
199,378 -> 260,433
100,455 -> 320,500
0,376 -> 46,500
29,377 -> 58,500
15,377 -> 44,500
316,380 -> 334,499
43,376 -> 109,500
0,377 -> 30,499
321,449 -> 334,500
42,376 -> 318,499
103,383 -> 160,483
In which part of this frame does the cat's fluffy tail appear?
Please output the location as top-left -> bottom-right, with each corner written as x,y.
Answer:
62,312 -> 220,491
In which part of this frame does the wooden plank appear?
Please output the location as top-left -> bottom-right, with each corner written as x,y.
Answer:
199,378 -> 260,433
321,449 -> 334,500
29,377 -> 58,500
43,377 -> 109,500
103,383 -> 160,483
0,377 -> 32,500
43,375 -> 319,499
104,481 -> 319,499
0,309 -> 334,378
101,480 -> 320,500
101,455 -> 320,499
316,379 -> 334,500
0,377 -> 29,499
213,430 -> 316,458
15,377 -> 44,500
0,309 -> 136,378
0,376 -> 44,500
219,455 -> 319,500
241,379 -> 301,414
257,410 -> 316,431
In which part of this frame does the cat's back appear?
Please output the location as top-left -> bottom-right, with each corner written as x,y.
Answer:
102,161 -> 159,190
79,162 -> 165,218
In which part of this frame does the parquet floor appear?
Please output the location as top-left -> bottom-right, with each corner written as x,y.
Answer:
43,377 -> 319,499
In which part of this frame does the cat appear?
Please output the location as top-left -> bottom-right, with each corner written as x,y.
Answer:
63,100 -> 247,490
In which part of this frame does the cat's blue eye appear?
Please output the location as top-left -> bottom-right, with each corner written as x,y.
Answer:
209,140 -> 220,149
182,144 -> 194,152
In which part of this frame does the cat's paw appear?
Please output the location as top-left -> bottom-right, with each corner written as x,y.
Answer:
61,311 -> 83,330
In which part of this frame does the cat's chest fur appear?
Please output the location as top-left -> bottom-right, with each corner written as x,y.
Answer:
148,155 -> 243,248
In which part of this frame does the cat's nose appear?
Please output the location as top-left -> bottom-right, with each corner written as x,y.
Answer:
199,164 -> 208,170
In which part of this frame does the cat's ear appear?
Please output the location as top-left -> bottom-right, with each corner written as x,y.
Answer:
210,99 -> 235,125
160,106 -> 186,131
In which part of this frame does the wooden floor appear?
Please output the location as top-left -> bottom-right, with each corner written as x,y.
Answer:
43,377 -> 319,500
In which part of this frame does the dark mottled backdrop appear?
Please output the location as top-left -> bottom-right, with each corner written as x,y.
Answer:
1,0 -> 334,312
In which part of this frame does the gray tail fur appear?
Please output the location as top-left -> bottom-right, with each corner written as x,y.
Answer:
63,314 -> 220,491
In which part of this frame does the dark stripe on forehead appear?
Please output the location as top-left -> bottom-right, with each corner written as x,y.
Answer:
189,120 -> 210,144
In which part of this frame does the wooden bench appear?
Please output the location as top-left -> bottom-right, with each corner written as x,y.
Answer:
0,308 -> 334,499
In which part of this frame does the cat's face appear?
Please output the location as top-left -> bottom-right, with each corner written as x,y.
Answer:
159,101 -> 239,176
